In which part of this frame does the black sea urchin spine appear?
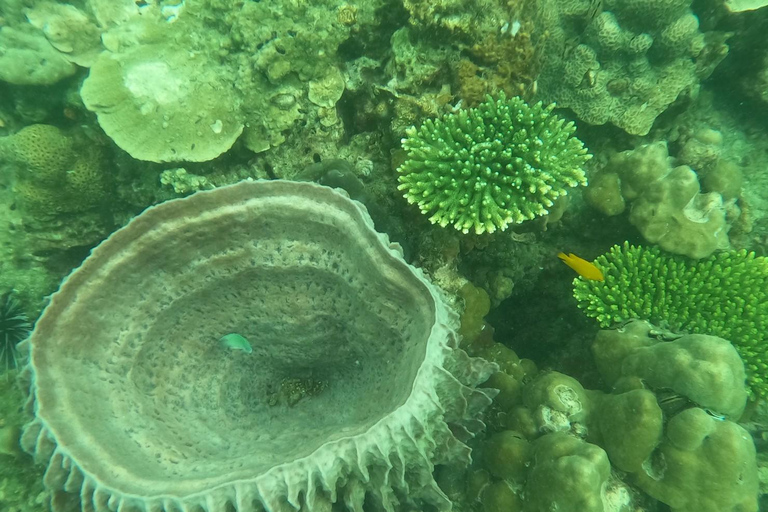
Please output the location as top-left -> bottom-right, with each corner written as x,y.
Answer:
0,293 -> 32,374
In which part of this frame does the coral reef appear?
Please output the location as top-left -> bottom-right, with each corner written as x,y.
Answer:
20,180 -> 496,512
536,0 -> 729,135
584,141 -> 731,258
573,242 -> 768,397
0,0 -> 767,510
452,318 -> 757,512
397,93 -> 591,234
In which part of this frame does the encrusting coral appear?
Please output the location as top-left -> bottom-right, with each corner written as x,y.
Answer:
572,242 -> 768,397
397,92 -> 591,234
19,180 -> 497,512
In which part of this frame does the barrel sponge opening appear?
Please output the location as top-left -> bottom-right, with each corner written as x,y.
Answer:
20,180 -> 496,512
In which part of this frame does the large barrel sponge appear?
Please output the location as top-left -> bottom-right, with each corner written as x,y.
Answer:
19,180 -> 497,512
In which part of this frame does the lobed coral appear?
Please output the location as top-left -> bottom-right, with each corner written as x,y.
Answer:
572,242 -> 768,397
536,0 -> 728,135
462,319 -> 757,512
592,320 -> 757,512
584,141 -> 731,259
397,92 -> 591,234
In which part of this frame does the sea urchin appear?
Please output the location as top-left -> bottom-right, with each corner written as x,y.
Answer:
0,293 -> 31,374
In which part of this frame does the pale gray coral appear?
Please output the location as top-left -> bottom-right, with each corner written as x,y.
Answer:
0,26 -> 76,85
583,141 -> 731,259
537,0 -> 728,135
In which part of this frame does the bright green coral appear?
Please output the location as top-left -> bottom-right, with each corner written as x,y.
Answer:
396,92 -> 591,234
573,242 -> 768,396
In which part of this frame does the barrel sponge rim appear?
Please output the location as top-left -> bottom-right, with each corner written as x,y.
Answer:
19,179 -> 497,512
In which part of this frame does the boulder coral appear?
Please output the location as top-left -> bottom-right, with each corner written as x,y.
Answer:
536,0 -> 728,135
19,180 -> 497,512
572,242 -> 768,397
584,142 -> 730,259
468,323 -> 756,512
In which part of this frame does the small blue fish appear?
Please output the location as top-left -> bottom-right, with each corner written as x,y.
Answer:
219,333 -> 252,353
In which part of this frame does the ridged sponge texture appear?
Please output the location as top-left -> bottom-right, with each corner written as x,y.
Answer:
19,180 -> 496,512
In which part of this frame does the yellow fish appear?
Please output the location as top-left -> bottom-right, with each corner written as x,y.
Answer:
558,252 -> 604,281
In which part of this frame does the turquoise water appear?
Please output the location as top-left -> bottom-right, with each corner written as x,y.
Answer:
0,0 -> 766,511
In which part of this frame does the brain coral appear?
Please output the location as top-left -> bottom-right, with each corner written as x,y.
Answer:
397,92 -> 591,234
19,180 -> 496,512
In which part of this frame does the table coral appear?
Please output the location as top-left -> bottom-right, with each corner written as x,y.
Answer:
397,92 -> 591,234
572,242 -> 768,397
81,44 -> 244,163
19,180 -> 497,512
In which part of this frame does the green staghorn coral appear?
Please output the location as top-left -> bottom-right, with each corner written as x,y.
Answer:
397,92 -> 591,234
572,242 -> 767,397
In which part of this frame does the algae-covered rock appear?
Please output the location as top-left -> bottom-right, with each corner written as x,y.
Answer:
0,26 -> 76,85
81,45 -> 244,162
635,407 -> 758,512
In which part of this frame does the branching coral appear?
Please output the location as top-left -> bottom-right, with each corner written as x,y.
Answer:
572,242 -> 768,397
397,92 -> 591,234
